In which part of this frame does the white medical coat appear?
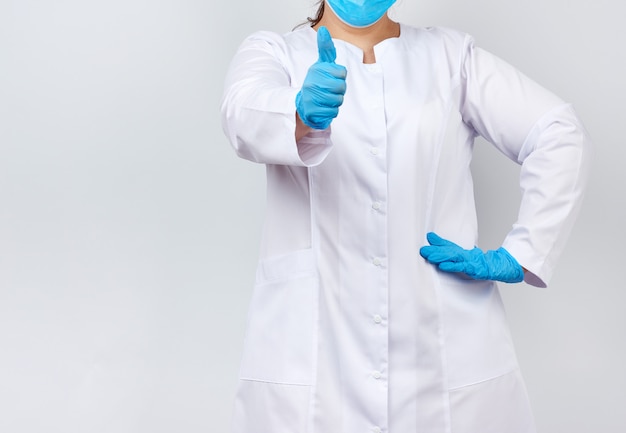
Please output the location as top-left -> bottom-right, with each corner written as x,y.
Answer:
221,24 -> 590,433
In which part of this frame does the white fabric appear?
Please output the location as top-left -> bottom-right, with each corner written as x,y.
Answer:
221,24 -> 590,433
449,369 -> 536,433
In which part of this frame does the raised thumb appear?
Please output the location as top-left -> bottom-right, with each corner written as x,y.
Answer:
317,26 -> 336,63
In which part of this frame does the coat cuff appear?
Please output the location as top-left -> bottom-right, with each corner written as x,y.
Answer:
225,86 -> 333,167
501,238 -> 550,288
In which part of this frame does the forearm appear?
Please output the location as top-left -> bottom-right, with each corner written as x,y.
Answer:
221,32 -> 333,166
295,112 -> 314,142
502,104 -> 591,287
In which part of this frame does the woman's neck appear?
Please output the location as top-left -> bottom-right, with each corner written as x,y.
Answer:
313,8 -> 400,64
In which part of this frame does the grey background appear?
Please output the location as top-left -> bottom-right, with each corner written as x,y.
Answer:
0,0 -> 623,432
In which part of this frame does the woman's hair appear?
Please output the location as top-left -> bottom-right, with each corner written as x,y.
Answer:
292,0 -> 325,29
307,1 -> 325,27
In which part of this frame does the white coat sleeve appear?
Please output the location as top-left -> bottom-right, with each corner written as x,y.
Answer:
459,35 -> 591,288
221,31 -> 333,166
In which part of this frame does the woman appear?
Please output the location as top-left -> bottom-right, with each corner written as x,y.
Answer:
221,1 -> 590,432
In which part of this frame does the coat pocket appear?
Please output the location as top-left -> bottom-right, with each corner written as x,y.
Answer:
238,248 -> 318,385
437,273 -> 519,389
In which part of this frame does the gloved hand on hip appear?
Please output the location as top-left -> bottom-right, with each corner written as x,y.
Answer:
419,232 -> 525,283
296,26 -> 347,130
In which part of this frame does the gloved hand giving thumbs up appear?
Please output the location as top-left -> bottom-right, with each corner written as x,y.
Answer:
296,26 -> 347,130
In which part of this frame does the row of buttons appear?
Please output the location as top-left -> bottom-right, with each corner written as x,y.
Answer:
369,136 -> 385,433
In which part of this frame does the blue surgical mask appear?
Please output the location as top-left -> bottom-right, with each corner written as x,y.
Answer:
325,0 -> 397,28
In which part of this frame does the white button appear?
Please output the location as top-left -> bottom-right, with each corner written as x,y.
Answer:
372,202 -> 381,210
373,371 -> 382,379
373,315 -> 382,324
372,258 -> 382,266
370,147 -> 379,155
372,428 -> 382,433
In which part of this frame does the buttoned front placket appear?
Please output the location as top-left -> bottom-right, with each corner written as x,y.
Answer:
309,45 -> 392,433
356,61 -> 389,433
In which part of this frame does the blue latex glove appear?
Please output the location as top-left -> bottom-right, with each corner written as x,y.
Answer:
296,26 -> 347,130
419,232 -> 525,283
